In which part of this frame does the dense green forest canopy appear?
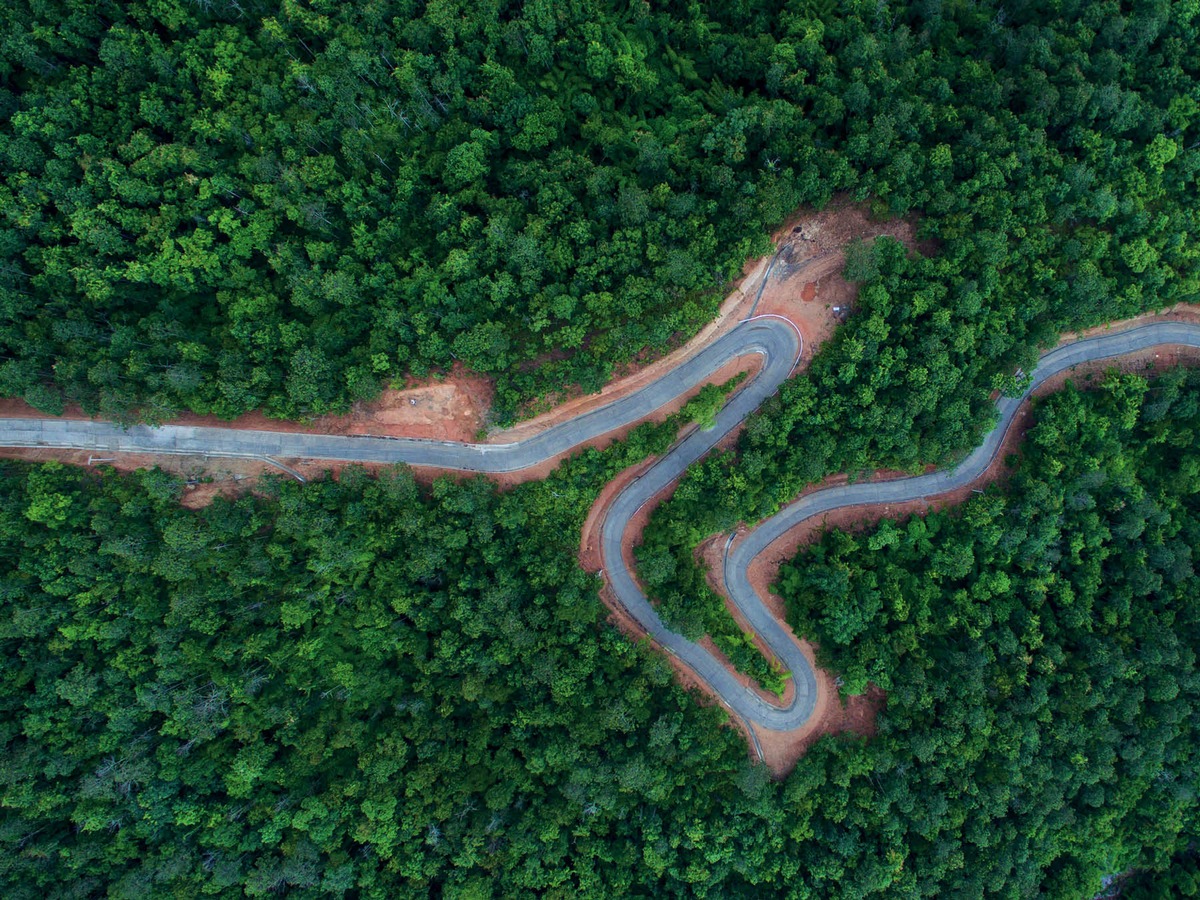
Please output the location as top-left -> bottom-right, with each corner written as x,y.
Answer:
1119,847 -> 1200,898
774,369 -> 1200,896
3,368 -> 1200,897
626,0 -> 1198,698
1,0 -> 1196,421
3,0 -> 1200,896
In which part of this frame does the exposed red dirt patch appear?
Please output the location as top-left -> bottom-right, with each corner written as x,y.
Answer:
753,198 -> 926,364
0,364 -> 495,444
751,687 -> 886,776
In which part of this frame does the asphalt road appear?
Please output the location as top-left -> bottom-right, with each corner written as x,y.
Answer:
0,317 -> 799,473
1,319 -> 1197,733
718,321 -> 1200,731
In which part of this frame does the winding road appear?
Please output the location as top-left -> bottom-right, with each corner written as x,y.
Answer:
2,319 -> 1198,735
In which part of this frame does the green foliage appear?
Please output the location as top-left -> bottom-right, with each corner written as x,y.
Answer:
1121,848 -> 1200,899
6,370 -> 1200,895
513,0 -> 1200,676
3,0 -> 1200,895
0,449 -> 761,898
5,370 -> 1200,895
2,1 -> 1194,426
680,373 -> 747,431
776,370 -> 1200,896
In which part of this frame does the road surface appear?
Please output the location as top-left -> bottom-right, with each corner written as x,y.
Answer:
1,320 -> 1197,733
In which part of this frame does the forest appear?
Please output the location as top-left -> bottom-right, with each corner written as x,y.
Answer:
3,0 -> 1200,896
0,0 -> 1196,422
1119,848 -> 1200,897
629,0 -> 1199,714
773,370 -> 1200,896
3,366 -> 1200,897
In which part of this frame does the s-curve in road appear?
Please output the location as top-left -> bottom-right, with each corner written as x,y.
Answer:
708,321 -> 1200,731
1,320 -> 1198,735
